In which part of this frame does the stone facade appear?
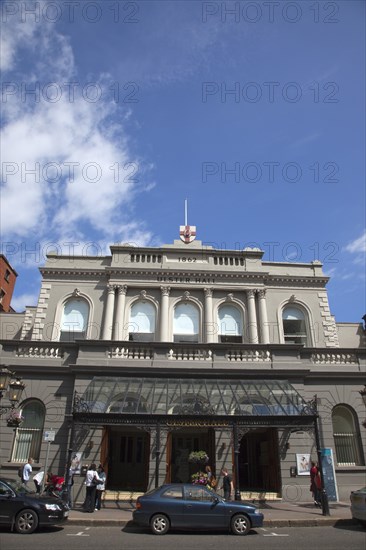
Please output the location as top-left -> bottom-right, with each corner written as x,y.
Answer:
0,237 -> 365,503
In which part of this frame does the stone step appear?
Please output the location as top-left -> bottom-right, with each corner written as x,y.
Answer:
102,490 -> 281,502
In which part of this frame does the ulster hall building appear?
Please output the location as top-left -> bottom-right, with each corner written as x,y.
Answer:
0,226 -> 365,503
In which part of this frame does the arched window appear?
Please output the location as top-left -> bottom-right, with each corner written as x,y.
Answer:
128,301 -> 156,341
60,298 -> 89,341
218,305 -> 243,343
11,400 -> 45,463
108,394 -> 147,414
332,405 -> 364,466
282,306 -> 308,346
173,303 -> 199,343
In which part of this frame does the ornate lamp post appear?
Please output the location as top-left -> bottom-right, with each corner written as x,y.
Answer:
0,366 -> 25,417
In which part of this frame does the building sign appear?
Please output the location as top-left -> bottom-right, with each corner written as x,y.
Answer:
321,447 -> 338,502
44,430 -> 55,442
157,276 -> 216,284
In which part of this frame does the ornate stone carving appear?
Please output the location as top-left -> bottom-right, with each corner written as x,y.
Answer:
289,294 -> 296,302
258,289 -> 266,299
72,288 -> 81,297
140,290 -> 147,299
160,286 -> 171,296
226,293 -> 234,301
117,285 -> 128,295
204,288 -> 213,298
247,289 -> 256,298
183,291 -> 191,301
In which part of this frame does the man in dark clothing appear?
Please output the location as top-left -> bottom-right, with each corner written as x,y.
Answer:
220,467 -> 234,500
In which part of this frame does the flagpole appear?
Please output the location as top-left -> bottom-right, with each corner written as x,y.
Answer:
185,199 -> 188,226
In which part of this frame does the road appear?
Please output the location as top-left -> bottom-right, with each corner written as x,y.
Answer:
0,523 -> 365,550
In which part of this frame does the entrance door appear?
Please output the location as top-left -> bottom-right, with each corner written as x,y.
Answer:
170,430 -> 214,483
108,428 -> 149,491
238,428 -> 280,492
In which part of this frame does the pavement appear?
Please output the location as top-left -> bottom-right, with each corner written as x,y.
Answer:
67,499 -> 356,528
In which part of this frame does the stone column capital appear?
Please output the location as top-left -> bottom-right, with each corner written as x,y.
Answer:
258,289 -> 266,299
204,287 -> 213,298
117,284 -> 128,296
247,289 -> 256,299
160,286 -> 171,296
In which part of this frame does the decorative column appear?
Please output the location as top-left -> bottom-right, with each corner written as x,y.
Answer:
204,288 -> 214,343
160,286 -> 170,341
101,284 -> 116,340
258,289 -> 270,344
113,285 -> 127,340
247,289 -> 258,344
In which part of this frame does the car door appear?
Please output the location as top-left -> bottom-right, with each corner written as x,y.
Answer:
183,486 -> 227,529
0,481 -> 21,524
158,486 -> 186,527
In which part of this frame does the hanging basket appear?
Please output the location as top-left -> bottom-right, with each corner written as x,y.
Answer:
188,451 -> 209,464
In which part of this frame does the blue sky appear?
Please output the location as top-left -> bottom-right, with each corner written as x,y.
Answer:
1,0 -> 365,322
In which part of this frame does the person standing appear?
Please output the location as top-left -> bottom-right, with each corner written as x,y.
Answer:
67,467 -> 75,508
220,467 -> 234,500
310,461 -> 322,506
33,469 -> 44,493
22,457 -> 34,485
94,465 -> 106,511
84,464 -> 101,513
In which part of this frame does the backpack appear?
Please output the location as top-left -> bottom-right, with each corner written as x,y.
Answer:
17,465 -> 24,479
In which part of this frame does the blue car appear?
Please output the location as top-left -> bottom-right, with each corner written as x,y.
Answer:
133,484 -> 264,535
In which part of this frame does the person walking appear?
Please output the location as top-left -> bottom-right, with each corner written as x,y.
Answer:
84,464 -> 101,513
220,467 -> 234,500
22,457 -> 34,485
33,469 -> 44,493
94,465 -> 106,511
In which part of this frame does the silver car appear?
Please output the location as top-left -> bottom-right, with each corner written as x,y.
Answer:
350,487 -> 366,527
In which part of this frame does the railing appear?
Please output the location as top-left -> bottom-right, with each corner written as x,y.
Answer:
227,349 -> 271,362
167,348 -> 212,361
311,353 -> 358,365
333,432 -> 362,466
108,346 -> 153,359
16,346 -> 64,358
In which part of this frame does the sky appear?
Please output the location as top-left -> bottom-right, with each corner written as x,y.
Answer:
1,0 -> 365,323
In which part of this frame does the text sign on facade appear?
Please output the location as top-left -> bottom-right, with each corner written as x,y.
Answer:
321,447 -> 338,502
44,430 -> 55,442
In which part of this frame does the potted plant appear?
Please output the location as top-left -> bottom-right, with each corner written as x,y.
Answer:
5,409 -> 24,427
188,451 -> 209,465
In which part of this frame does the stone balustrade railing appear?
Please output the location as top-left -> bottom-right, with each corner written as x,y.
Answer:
311,353 -> 359,365
227,349 -> 272,362
16,346 -> 63,358
108,346 -> 153,359
167,348 -> 213,361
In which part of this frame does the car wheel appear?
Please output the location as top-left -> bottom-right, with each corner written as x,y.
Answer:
150,513 -> 170,535
230,513 -> 250,535
15,509 -> 39,534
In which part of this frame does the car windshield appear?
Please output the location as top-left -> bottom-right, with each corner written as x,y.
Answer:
5,479 -> 35,494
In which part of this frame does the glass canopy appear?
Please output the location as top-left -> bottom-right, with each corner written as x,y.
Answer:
78,377 -> 312,417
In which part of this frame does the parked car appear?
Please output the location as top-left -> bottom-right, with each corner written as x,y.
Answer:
350,486 -> 366,526
0,477 -> 69,534
133,483 -> 264,535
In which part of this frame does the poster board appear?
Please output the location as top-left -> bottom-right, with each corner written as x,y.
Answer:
320,447 -> 338,502
296,453 -> 311,475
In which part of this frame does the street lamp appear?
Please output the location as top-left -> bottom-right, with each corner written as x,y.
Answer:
359,385 -> 366,408
0,366 -> 25,416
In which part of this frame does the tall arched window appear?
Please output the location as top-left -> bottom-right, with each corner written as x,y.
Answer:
60,298 -> 89,341
218,305 -> 243,343
11,400 -> 45,462
173,303 -> 199,343
282,306 -> 308,346
332,405 -> 364,466
128,301 -> 156,341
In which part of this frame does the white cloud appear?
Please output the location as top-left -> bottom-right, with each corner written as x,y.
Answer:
0,17 -> 153,247
345,231 -> 366,254
11,292 -> 40,313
